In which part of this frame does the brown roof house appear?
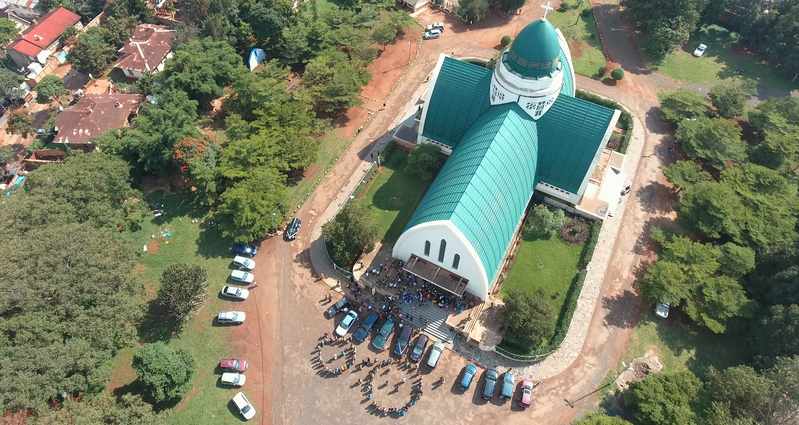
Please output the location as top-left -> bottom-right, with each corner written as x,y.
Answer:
6,7 -> 81,71
54,93 -> 143,147
114,24 -> 175,80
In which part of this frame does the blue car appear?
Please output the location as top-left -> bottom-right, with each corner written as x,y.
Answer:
460,365 -> 477,390
500,372 -> 515,399
482,369 -> 499,400
232,244 -> 258,256
352,313 -> 378,342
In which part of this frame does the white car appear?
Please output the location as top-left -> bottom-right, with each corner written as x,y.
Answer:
423,29 -> 441,40
655,302 -> 670,319
233,255 -> 256,270
231,392 -> 256,420
230,270 -> 254,284
221,372 -> 246,387
426,22 -> 444,32
221,285 -> 249,300
335,310 -> 358,337
693,44 -> 707,57
218,311 -> 246,325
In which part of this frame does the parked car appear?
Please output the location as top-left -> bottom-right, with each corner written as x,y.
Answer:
335,310 -> 359,337
221,373 -> 246,387
460,365 -> 477,390
325,297 -> 350,318
232,244 -> 258,256
500,372 -> 515,399
519,379 -> 533,407
230,270 -> 254,284
655,302 -> 670,319
218,311 -> 246,325
423,29 -> 441,40
426,341 -> 444,369
372,319 -> 395,350
233,256 -> 256,270
353,312 -> 378,342
286,217 -> 301,240
483,369 -> 499,400
409,334 -> 429,362
220,285 -> 250,300
693,43 -> 707,57
426,22 -> 444,31
220,359 -> 248,372
231,392 -> 256,420
394,325 -> 413,356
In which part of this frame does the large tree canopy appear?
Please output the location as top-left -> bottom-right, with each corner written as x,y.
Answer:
624,370 -> 703,425
658,88 -> 713,123
748,304 -> 799,362
620,0 -> 709,61
160,37 -> 245,106
676,117 -> 746,170
66,26 -> 117,74
500,289 -> 556,351
215,167 -> 289,242
322,203 -> 380,266
132,342 -> 196,403
301,50 -> 372,112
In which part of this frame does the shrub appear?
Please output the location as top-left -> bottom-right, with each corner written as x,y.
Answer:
611,67 -> 625,80
577,222 -> 602,269
132,342 -> 196,403
560,2 -> 571,10
501,35 -> 512,46
597,66 -> 608,78
607,134 -> 621,150
560,218 -> 590,245
378,141 -> 395,164
581,7 -> 592,16
524,204 -> 567,237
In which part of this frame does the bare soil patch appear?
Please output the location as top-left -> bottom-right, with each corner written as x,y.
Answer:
148,239 -> 160,254
570,40 -> 584,58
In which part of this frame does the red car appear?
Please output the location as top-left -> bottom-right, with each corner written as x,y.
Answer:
220,359 -> 248,373
519,379 -> 533,407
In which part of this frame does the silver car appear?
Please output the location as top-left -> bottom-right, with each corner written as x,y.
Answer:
218,311 -> 246,325
233,255 -> 256,270
221,373 -> 246,387
424,29 -> 441,40
221,286 -> 249,300
231,392 -> 256,420
230,270 -> 254,284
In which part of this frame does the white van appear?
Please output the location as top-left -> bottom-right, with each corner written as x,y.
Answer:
426,341 -> 444,368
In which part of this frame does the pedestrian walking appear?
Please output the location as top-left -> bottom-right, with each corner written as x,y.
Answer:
402,377 -> 406,383
395,385 -> 399,392
251,281 -> 258,288
385,380 -> 389,386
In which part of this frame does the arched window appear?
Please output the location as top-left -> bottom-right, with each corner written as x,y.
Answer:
452,254 -> 460,270
424,241 -> 431,256
438,239 -> 446,262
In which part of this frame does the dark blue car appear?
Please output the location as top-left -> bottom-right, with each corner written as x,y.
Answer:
352,313 -> 378,342
232,244 -> 258,256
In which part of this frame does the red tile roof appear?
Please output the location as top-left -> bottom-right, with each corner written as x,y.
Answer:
54,94 -> 143,145
115,24 -> 174,73
6,7 -> 80,57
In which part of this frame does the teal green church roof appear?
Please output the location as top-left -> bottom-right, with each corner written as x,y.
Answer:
507,19 -> 561,77
410,56 -> 616,287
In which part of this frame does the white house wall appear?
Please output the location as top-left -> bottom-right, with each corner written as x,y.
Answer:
392,220 -> 489,299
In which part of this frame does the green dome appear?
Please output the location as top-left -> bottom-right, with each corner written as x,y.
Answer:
506,19 -> 561,78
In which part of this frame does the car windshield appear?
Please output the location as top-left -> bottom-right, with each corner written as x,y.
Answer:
232,313 -> 239,320
234,360 -> 240,369
413,345 -> 423,355
241,405 -> 250,414
234,375 -> 241,384
235,289 -> 242,296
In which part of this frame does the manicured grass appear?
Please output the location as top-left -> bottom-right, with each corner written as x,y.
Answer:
355,149 -> 434,243
546,4 -> 607,78
109,190 -> 250,423
499,233 -> 583,313
643,25 -> 797,92
624,309 -> 748,379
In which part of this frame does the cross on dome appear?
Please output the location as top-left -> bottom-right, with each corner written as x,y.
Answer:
541,0 -> 554,19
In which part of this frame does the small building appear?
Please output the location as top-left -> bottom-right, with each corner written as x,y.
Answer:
5,7 -> 81,70
400,0 -> 431,12
53,93 -> 143,148
114,24 -> 175,80
0,0 -> 41,22
0,3 -> 32,33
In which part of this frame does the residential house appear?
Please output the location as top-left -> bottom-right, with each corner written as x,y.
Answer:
0,0 -> 41,22
53,93 -> 143,147
5,7 -> 81,75
0,3 -> 32,33
114,24 -> 174,80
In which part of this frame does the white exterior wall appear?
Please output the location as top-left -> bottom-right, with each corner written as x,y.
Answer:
393,220 -> 489,299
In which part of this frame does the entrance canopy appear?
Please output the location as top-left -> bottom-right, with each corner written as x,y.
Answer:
403,254 -> 468,297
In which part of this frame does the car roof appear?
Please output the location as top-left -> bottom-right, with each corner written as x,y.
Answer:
466,365 -> 477,373
399,325 -> 412,338
522,379 -> 533,386
363,312 -> 378,324
417,334 -> 428,344
487,369 -> 499,379
504,372 -> 514,382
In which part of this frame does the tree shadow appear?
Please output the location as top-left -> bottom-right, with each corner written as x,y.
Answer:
631,216 -> 674,256
634,181 -> 676,215
195,223 -> 235,259
112,378 -> 183,413
137,300 -> 181,343
644,107 -> 671,136
602,289 -> 639,329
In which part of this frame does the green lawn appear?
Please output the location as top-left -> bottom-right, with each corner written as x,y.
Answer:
109,190 -> 250,424
499,233 -> 583,313
286,132 -> 348,216
355,149 -> 434,243
644,25 -> 797,92
624,309 -> 748,379
546,3 -> 607,78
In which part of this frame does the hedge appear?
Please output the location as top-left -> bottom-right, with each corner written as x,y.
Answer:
576,89 -> 634,154
378,140 -> 395,164
577,222 -> 602,270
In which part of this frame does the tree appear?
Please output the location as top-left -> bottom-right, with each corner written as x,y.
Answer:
224,63 -> 291,121
405,143 -> 441,180
573,413 -> 633,425
246,0 -> 294,44
747,245 -> 799,307
67,26 -> 117,74
301,50 -> 372,112
371,22 -> 398,48
215,167 -> 289,242
708,81 -> 755,119
662,160 -> 711,192
35,75 -> 70,106
524,204 -> 567,238
676,117 -> 746,169
500,0 -> 525,12
611,68 -> 624,80
715,242 -> 755,277
132,342 -> 196,403
624,370 -> 702,425
170,22 -> 201,50
0,19 -> 18,48
678,181 -> 745,242
160,37 -> 245,106
658,89 -> 713,123
620,0 -> 708,61
0,68 -> 25,103
746,97 -> 799,171
500,289 -> 556,351
157,263 -> 208,326
749,304 -> 799,361
59,26 -> 79,45
322,203 -> 380,266
457,0 -> 490,20
6,109 -> 34,138
0,145 -> 13,165
29,394 -> 161,425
